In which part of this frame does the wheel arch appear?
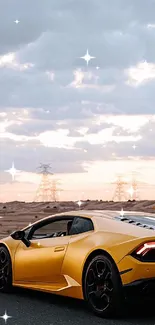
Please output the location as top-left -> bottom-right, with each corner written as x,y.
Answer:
0,243 -> 13,291
82,249 -> 122,296
0,243 -> 12,260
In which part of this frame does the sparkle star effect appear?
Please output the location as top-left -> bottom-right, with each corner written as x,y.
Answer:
132,144 -> 137,150
14,20 -> 20,24
77,200 -> 82,208
0,311 -> 12,323
80,49 -> 95,66
5,162 -> 21,181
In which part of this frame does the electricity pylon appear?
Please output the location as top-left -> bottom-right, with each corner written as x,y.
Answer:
50,178 -> 63,202
130,171 -> 140,200
112,175 -> 128,201
34,163 -> 53,202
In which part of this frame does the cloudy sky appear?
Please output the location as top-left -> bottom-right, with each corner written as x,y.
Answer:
0,0 -> 155,202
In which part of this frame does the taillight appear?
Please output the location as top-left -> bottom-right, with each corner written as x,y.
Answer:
132,242 -> 155,262
136,242 -> 155,256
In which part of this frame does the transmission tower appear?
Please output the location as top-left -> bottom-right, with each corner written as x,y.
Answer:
50,178 -> 63,202
130,171 -> 140,200
112,175 -> 128,201
34,163 -> 53,202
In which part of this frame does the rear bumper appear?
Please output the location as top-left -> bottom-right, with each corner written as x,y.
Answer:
123,278 -> 155,299
117,255 -> 155,300
117,255 -> 155,285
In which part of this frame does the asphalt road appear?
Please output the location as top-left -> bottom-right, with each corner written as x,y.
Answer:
0,288 -> 155,325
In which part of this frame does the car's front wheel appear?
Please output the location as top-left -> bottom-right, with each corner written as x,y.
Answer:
0,246 -> 12,293
83,254 -> 124,318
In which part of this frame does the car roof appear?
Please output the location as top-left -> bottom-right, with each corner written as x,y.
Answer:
56,209 -> 155,219
23,209 -> 155,231
59,210 -> 155,231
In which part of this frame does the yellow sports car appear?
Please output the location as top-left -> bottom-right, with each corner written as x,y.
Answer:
1,209 -> 155,318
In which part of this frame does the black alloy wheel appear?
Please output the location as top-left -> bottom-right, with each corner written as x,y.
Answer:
0,247 -> 12,293
83,254 -> 124,318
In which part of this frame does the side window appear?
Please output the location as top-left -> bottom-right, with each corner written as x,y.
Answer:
70,217 -> 94,235
29,219 -> 73,240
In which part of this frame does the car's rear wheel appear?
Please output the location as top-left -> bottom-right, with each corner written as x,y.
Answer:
83,254 -> 124,318
0,247 -> 12,293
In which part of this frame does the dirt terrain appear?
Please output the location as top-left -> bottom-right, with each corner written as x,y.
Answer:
0,199 -> 155,239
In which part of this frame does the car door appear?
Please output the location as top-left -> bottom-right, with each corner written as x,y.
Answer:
14,217 -> 73,285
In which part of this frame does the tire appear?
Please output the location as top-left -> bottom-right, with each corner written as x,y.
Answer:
0,247 -> 12,293
83,254 -> 124,318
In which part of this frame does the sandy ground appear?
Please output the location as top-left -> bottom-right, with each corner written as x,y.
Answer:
0,199 -> 155,239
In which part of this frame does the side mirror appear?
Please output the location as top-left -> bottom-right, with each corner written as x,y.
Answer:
11,230 -> 31,247
11,230 -> 24,240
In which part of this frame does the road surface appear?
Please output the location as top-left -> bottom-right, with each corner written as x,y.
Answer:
0,288 -> 154,325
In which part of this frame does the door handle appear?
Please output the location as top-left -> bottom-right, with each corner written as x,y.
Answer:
54,246 -> 65,252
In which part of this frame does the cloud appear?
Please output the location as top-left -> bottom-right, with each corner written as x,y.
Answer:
0,52 -> 34,70
125,61 -> 155,86
0,113 -> 154,187
0,0 -> 155,193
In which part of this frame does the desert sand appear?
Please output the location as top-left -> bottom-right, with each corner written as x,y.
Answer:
0,199 -> 155,239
